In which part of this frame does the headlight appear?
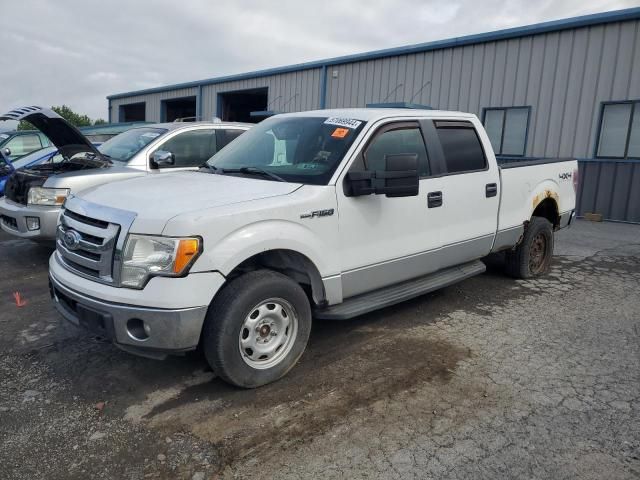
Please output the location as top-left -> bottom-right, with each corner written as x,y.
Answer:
27,187 -> 70,206
120,234 -> 201,288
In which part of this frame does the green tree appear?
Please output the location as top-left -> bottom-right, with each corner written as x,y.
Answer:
16,105 -> 107,130
52,105 -> 93,127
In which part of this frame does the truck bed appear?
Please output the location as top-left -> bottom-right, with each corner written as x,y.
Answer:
497,157 -> 578,233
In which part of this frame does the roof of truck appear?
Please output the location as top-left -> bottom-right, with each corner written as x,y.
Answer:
144,121 -> 254,131
280,108 -> 476,122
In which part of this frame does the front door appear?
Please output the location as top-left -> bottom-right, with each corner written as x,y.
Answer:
336,120 -> 442,299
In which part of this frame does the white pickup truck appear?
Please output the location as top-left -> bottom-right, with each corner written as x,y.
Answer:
49,108 -> 577,387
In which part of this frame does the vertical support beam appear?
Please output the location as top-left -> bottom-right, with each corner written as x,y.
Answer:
107,100 -> 112,123
197,84 -> 203,120
320,65 -> 327,109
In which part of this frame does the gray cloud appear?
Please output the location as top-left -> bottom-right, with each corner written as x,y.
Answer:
0,0 -> 636,126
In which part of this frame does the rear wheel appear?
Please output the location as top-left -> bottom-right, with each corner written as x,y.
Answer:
202,270 -> 312,388
505,216 -> 554,279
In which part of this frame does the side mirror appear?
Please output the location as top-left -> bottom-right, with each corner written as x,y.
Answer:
151,150 -> 175,168
3,147 -> 11,157
345,153 -> 419,198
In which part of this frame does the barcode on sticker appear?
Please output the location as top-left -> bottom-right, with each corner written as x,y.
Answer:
324,117 -> 363,129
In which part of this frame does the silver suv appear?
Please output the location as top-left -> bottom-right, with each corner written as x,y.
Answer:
0,106 -> 251,242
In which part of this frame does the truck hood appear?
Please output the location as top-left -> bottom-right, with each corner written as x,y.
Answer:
0,106 -> 106,163
44,164 -> 147,188
77,171 -> 302,232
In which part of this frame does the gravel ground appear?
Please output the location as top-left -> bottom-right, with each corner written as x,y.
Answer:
0,220 -> 638,479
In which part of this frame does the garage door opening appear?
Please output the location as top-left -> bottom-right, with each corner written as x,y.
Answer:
119,102 -> 146,122
218,88 -> 268,123
162,96 -> 197,122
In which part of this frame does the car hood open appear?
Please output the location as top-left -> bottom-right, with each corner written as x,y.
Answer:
0,106 -> 107,164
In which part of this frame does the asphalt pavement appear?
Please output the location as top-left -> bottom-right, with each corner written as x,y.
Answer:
0,220 -> 638,479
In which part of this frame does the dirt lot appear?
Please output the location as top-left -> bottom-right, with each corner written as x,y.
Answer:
1,220 -> 639,479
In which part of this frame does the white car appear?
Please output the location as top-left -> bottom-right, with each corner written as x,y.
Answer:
48,108 -> 577,388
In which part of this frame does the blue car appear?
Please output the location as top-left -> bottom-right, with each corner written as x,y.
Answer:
0,130 -> 51,161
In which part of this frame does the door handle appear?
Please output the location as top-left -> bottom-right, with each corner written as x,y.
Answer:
427,191 -> 443,208
486,183 -> 498,198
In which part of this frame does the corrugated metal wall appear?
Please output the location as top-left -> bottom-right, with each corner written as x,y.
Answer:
109,87 -> 198,123
200,68 -> 323,119
324,20 -> 640,159
108,18 -> 640,222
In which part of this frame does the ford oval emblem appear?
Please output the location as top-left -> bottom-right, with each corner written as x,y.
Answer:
63,230 -> 82,250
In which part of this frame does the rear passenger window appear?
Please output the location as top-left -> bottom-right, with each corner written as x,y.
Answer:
364,126 -> 429,176
434,121 -> 487,174
216,129 -> 246,151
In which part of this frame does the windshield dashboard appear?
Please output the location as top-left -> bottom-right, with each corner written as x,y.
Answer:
206,116 -> 366,185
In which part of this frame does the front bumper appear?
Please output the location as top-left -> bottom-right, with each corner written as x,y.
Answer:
49,272 -> 208,355
0,196 -> 60,241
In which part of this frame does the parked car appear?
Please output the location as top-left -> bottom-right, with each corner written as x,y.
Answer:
0,129 -> 51,160
0,143 -> 113,197
0,106 -> 251,242
48,108 -> 577,388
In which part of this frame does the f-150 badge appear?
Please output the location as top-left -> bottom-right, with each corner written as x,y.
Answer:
300,209 -> 334,219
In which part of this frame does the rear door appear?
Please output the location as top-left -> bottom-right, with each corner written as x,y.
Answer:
419,118 -> 500,266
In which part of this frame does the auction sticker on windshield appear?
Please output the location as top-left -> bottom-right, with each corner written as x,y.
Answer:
324,117 -> 363,129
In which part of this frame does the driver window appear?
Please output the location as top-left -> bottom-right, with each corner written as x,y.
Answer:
364,126 -> 430,176
156,129 -> 217,168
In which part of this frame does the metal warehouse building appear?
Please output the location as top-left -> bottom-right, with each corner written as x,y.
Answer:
108,7 -> 640,223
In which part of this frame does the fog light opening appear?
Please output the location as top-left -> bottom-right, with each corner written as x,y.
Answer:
26,216 -> 40,231
127,318 -> 150,341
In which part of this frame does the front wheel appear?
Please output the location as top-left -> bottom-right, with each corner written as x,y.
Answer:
505,216 -> 554,279
202,270 -> 312,388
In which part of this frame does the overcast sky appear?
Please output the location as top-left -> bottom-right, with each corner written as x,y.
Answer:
1,0 -> 637,127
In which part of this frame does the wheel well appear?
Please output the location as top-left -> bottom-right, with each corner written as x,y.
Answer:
226,249 -> 326,306
532,198 -> 560,229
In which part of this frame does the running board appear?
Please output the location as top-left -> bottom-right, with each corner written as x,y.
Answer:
314,260 -> 486,320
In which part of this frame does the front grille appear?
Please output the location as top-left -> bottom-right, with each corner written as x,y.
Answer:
56,206 -> 121,284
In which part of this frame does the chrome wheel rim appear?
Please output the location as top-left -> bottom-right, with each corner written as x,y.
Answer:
529,233 -> 547,274
238,298 -> 298,369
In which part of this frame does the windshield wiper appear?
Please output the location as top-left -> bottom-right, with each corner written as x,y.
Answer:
220,166 -> 286,182
199,163 -> 219,174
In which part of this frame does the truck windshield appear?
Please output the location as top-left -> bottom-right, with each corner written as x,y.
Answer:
0,133 -> 10,144
98,127 -> 167,162
207,116 -> 366,185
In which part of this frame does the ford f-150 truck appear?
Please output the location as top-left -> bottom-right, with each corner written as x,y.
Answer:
0,106 -> 250,242
48,108 -> 577,388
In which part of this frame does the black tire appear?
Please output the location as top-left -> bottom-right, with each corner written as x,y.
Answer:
505,216 -> 554,279
202,270 -> 312,388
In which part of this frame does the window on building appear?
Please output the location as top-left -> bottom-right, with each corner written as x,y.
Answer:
596,101 -> 640,159
434,121 -> 487,174
482,107 -> 530,156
